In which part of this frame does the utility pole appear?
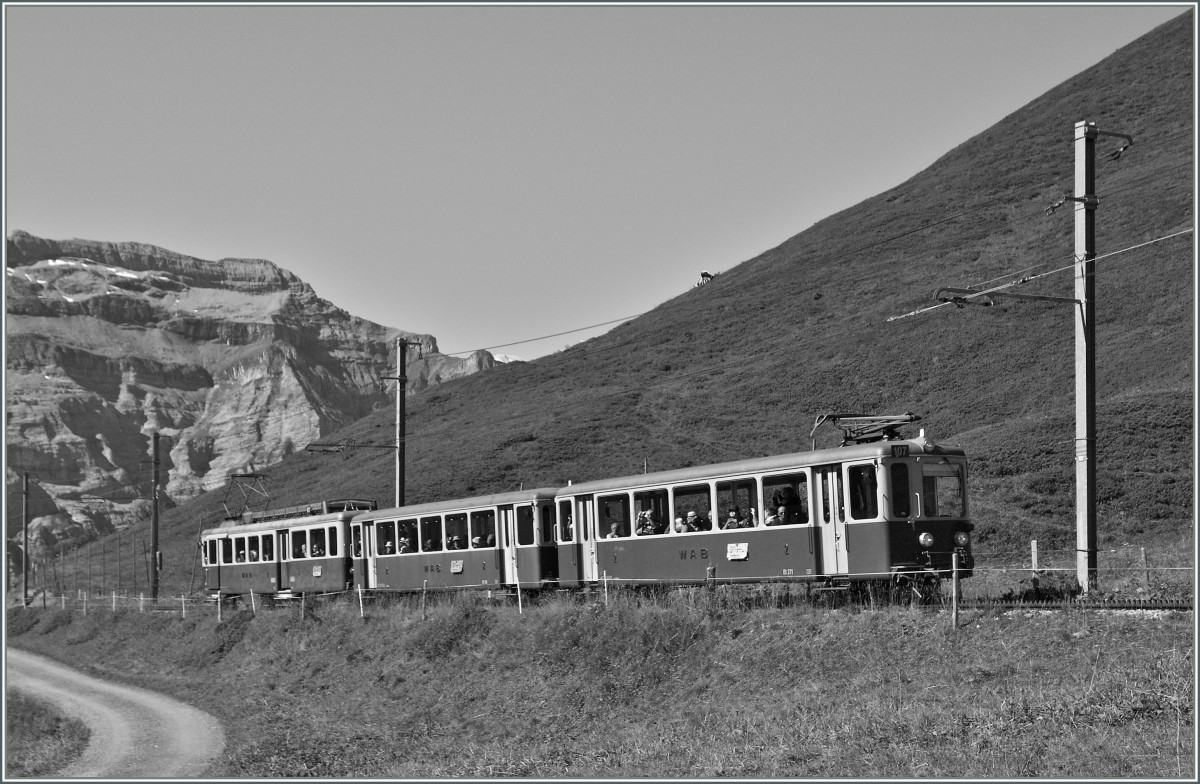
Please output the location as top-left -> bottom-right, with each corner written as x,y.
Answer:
151,431 -> 161,600
1073,120 -> 1099,595
396,338 -> 409,508
22,470 -> 29,606
927,120 -> 1130,595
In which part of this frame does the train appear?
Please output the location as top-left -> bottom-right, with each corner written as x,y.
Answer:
199,415 -> 974,602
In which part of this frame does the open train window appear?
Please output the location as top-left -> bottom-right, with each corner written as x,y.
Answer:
398,520 -> 418,553
716,479 -> 758,529
471,510 -> 496,548
847,464 -> 879,520
598,494 -> 630,538
558,501 -> 574,543
672,485 -> 712,531
446,513 -> 468,550
764,473 -> 809,525
421,516 -> 443,552
310,528 -> 327,557
633,489 -> 669,535
378,521 -> 397,554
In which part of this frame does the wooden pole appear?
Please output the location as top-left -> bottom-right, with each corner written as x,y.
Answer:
951,553 -> 960,630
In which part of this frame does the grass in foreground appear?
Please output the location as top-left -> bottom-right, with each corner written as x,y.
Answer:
4,688 -> 90,778
7,589 -> 1194,778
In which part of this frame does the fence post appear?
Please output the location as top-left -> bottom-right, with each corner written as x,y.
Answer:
357,586 -> 364,619
1141,547 -> 1151,590
112,591 -> 116,612
951,552 -> 960,630
1031,539 -> 1040,592
421,580 -> 428,621
603,571 -> 609,607
218,595 -> 222,622
250,590 -> 257,615
181,595 -> 186,619
139,593 -> 144,613
83,592 -> 87,616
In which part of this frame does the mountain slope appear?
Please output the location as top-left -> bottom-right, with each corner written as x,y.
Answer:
47,11 -> 1196,595
5,233 -> 499,544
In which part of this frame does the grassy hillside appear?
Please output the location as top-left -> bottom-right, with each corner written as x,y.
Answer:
6,595 -> 1194,777
33,11 -> 1192,600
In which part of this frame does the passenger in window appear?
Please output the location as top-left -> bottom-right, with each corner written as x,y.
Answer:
396,536 -> 412,554
722,508 -> 742,530
248,548 -> 258,562
766,505 -> 788,526
636,510 -> 656,536
448,535 -> 464,550
311,544 -> 324,557
486,532 -> 495,546
606,521 -> 625,539
739,508 -> 757,528
472,536 -> 483,548
382,540 -> 395,555
683,511 -> 702,532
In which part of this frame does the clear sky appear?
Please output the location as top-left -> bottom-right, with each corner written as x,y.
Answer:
4,2 -> 1189,360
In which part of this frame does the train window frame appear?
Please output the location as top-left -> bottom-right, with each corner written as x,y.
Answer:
633,488 -> 669,536
327,525 -> 338,557
763,472 -> 810,526
421,516 -> 444,552
921,461 -> 966,518
846,463 -> 880,521
262,534 -> 274,562
517,506 -> 536,546
471,510 -> 497,548
598,493 -> 631,539
889,462 -> 912,518
378,521 -> 397,555
557,500 -> 574,543
672,485 -> 713,532
538,503 -> 555,545
446,513 -> 468,551
310,528 -> 327,557
397,519 -> 419,554
715,478 -> 759,529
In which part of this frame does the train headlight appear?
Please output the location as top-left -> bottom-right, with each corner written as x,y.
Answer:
954,531 -> 970,547
918,532 -> 934,548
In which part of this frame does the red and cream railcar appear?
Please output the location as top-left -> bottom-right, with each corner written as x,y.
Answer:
351,488 -> 560,592
554,432 -> 972,588
200,499 -> 376,601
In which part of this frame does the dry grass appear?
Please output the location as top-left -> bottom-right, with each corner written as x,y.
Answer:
7,589 -> 1193,778
4,688 -> 91,778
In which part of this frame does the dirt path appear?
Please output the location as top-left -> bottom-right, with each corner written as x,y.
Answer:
6,648 -> 225,777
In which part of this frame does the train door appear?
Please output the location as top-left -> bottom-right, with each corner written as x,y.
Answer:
349,521 -> 371,589
362,521 -> 378,588
556,498 -> 582,587
579,496 -> 599,583
277,530 -> 291,592
815,465 -> 847,576
499,505 -> 519,587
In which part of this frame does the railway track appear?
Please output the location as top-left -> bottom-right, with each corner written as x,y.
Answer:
956,598 -> 1192,612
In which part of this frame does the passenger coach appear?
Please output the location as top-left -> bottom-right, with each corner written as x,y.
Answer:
554,429 -> 972,588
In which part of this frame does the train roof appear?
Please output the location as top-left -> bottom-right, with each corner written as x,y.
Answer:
558,436 -> 965,497
358,486 -> 562,521
200,506 -> 366,538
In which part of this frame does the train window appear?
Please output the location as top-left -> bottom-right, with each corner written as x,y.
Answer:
378,521 -> 397,554
890,463 -> 911,518
311,528 -> 327,557
204,540 -> 214,566
292,532 -> 307,559
633,489 -> 669,535
220,538 -> 232,564
922,464 -> 965,518
517,506 -> 535,546
446,514 -> 468,550
327,526 -> 338,557
539,504 -> 555,544
398,520 -> 419,553
764,474 -> 809,525
847,465 -> 879,520
599,494 -> 630,538
471,510 -> 496,548
558,501 -> 574,543
673,485 -> 712,531
716,480 -> 758,529
234,537 -> 247,562
245,536 -> 259,563
421,516 -> 443,552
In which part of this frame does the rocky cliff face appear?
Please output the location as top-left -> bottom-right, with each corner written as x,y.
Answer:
5,231 -> 498,551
